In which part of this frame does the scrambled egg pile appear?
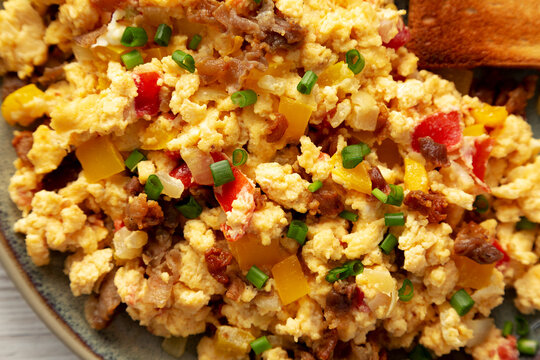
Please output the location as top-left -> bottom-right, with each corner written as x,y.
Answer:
1,0 -> 539,359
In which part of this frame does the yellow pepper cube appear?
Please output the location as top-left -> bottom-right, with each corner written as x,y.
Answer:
471,104 -> 508,128
76,137 -> 125,183
228,235 -> 287,271
330,153 -> 372,194
1,84 -> 46,126
454,255 -> 494,289
318,61 -> 354,87
404,158 -> 429,192
463,124 -> 486,137
215,326 -> 255,355
94,45 -> 127,62
272,255 -> 309,305
279,97 -> 313,142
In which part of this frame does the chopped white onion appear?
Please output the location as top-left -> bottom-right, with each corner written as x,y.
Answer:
72,45 -> 95,62
113,227 -> 148,260
181,148 -> 214,185
156,171 -> 185,198
466,319 -> 493,347
161,337 -> 187,358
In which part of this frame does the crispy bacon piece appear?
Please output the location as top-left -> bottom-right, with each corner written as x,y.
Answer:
404,190 -> 448,223
412,111 -> 462,152
204,247 -> 233,285
369,166 -> 390,193
313,185 -> 344,217
123,194 -> 164,231
455,222 -> 503,264
266,113 -> 288,143
418,136 -> 449,167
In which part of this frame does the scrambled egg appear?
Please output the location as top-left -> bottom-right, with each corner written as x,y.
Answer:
1,0 -> 539,358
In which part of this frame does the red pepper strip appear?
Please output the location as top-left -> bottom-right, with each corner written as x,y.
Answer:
133,72 -> 161,117
170,163 -> 197,188
211,152 -> 256,241
493,240 -> 510,267
472,137 -> 494,182
383,26 -> 411,50
412,111 -> 463,152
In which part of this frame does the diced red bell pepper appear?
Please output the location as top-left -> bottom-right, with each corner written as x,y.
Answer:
412,111 -> 463,152
133,72 -> 161,117
114,219 -> 124,232
354,288 -> 371,313
211,152 -> 256,241
496,335 -> 519,360
170,162 -> 197,188
472,137 -> 494,182
493,240 -> 510,267
384,26 -> 411,50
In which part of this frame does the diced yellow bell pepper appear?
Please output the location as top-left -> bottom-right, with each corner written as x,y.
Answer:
279,97 -> 313,142
471,104 -> 508,128
75,137 -> 125,183
143,47 -> 166,61
140,118 -> 178,150
463,124 -> 486,137
1,84 -> 46,126
454,255 -> 494,289
272,255 -> 309,305
330,153 -> 372,194
228,234 -> 287,271
215,326 -> 255,355
318,61 -> 354,87
404,158 -> 429,192
93,45 -> 127,62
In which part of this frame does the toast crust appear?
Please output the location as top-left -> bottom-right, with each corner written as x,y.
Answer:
408,0 -> 540,68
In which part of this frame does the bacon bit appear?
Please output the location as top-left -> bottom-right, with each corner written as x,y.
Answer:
412,111 -> 462,152
368,166 -> 390,193
113,219 -> 124,232
497,335 -> 519,360
170,163 -> 197,188
454,222 -> 503,264
266,113 -> 288,143
404,190 -> 448,223
493,240 -> 510,267
418,136 -> 449,167
133,72 -> 161,118
383,26 -> 411,50
339,240 -> 348,249
204,247 -> 233,285
472,137 -> 494,182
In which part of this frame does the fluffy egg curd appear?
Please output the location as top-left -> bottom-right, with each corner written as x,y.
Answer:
1,0 -> 539,359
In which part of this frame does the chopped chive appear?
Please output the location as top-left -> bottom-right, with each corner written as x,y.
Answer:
341,143 -> 371,169
345,49 -> 365,75
344,260 -> 363,276
339,210 -> 359,222
231,89 -> 257,107
246,265 -> 269,289
386,184 -> 404,206
372,188 -> 388,203
502,321 -> 513,337
297,70 -> 318,95
517,338 -> 538,356
326,261 -> 363,283
379,233 -> 398,254
398,278 -> 414,301
516,216 -> 536,230
125,149 -> 146,171
154,23 -> 172,46
308,180 -> 323,192
516,315 -> 529,336
188,34 -> 202,50
121,50 -> 144,69
210,160 -> 235,187
145,174 -> 163,201
172,50 -> 195,73
232,148 -> 248,166
250,336 -> 272,355
385,212 -> 405,226
121,27 -> 148,47
175,196 -> 202,219
450,289 -> 475,316
473,194 -> 489,213
409,344 -> 432,360
287,220 -> 308,245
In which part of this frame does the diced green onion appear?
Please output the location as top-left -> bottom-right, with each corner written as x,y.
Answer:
253,0 -> 262,4
308,180 -> 323,192
121,50 -> 144,70
325,266 -> 349,283
175,196 -> 202,219
250,336 -> 272,355
473,194 -> 489,213
516,216 -> 536,230
387,184 -> 404,207
372,188 -> 388,203
246,265 -> 269,289
385,212 -> 405,226
409,345 -> 432,360
287,220 -> 308,245
210,160 -> 235,187
517,338 -> 538,356
154,23 -> 172,46
188,34 -> 202,50
398,278 -> 414,301
341,142 -> 371,169
125,149 -> 146,171
345,49 -> 365,75
121,27 -> 148,47
297,70 -> 318,95
172,50 -> 196,73
145,174 -> 163,201
502,321 -> 513,337
344,260 -> 363,276
379,233 -> 398,254
450,289 -> 475,316
515,315 -> 529,336
339,210 -> 359,222
231,89 -> 258,107
232,149 -> 248,166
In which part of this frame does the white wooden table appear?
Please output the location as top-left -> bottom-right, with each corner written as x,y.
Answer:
0,264 -> 78,360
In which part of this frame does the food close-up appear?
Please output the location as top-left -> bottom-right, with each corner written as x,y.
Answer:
1,0 -> 540,359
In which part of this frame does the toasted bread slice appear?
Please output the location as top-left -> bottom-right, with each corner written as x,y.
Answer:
407,0 -> 540,68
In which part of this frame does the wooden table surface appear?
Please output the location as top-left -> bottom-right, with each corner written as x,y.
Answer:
0,264 -> 77,360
